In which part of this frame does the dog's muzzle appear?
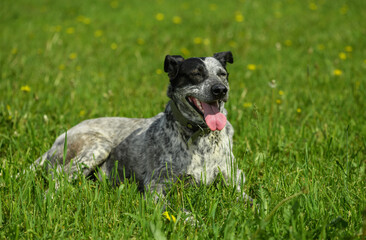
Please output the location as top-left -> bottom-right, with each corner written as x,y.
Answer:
211,84 -> 228,99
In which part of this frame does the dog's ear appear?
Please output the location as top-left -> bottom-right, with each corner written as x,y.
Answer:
164,55 -> 185,78
213,51 -> 234,67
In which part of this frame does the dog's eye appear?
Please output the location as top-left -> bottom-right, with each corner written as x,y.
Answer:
191,72 -> 202,77
218,71 -> 227,78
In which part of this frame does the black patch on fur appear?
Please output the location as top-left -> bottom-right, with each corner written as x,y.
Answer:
213,51 -> 234,68
169,58 -> 208,88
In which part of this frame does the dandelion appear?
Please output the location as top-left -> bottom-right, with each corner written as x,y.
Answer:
317,44 -> 325,50
209,4 -> 217,11
156,69 -> 163,75
278,90 -> 284,96
193,37 -> 202,45
338,52 -> 346,60
110,0 -> 118,8
137,38 -> 145,45
110,42 -> 118,50
43,114 -> 49,123
229,41 -> 237,48
69,53 -> 77,60
77,16 -> 91,24
79,110 -> 86,117
162,211 -> 176,223
345,46 -> 352,52
284,40 -> 292,47
11,48 -> 18,55
333,69 -> 343,76
235,12 -> 244,22
94,30 -> 103,38
172,16 -> 182,24
268,79 -> 277,88
66,27 -> 75,34
339,5 -> 348,14
155,13 -> 164,21
20,85 -> 31,92
247,64 -> 256,71
243,102 -> 252,108
180,47 -> 190,56
203,38 -> 210,46
309,2 -> 317,10
297,108 -> 302,113
276,99 -> 281,104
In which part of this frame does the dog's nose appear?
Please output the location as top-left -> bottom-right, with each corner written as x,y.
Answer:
211,84 -> 228,98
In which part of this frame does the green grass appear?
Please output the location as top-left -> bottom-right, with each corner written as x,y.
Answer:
1,0 -> 366,239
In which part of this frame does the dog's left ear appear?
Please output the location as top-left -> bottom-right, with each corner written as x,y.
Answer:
213,51 -> 234,67
164,55 -> 185,78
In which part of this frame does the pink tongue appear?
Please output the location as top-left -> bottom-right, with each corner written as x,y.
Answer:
201,102 -> 227,131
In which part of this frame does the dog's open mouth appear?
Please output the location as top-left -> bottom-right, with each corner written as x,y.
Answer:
187,96 -> 227,131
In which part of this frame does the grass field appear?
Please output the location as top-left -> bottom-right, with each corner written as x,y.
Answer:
1,0 -> 366,239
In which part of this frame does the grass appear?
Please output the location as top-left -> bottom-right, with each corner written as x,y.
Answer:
1,0 -> 365,238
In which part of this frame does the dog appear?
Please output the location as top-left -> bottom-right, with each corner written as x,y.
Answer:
33,51 -> 250,202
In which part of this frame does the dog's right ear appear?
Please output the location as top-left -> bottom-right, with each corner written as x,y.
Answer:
164,55 -> 184,78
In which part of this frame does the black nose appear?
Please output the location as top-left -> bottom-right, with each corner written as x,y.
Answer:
211,84 -> 228,98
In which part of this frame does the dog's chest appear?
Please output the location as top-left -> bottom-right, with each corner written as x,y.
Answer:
178,132 -> 232,184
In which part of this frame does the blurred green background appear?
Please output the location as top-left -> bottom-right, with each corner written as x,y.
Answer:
0,0 -> 365,238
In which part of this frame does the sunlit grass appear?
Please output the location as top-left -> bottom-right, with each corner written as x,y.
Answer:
1,0 -> 365,239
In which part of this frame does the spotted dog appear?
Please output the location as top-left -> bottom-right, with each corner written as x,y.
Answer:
33,51 -> 250,201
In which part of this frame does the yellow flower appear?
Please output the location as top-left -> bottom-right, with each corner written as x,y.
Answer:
66,27 -> 75,34
110,1 -> 118,8
79,110 -> 86,117
333,69 -> 343,76
209,4 -> 217,11
278,90 -> 284,95
243,102 -> 252,108
229,41 -> 237,48
235,12 -> 244,22
276,99 -> 281,104
11,48 -> 18,55
193,37 -> 202,45
247,64 -> 256,71
137,38 -> 145,45
77,16 -> 91,24
21,85 -> 31,92
297,108 -> 302,113
317,44 -> 325,51
339,5 -> 348,15
345,46 -> 352,52
203,38 -> 210,46
339,52 -> 346,60
180,48 -> 190,56
155,13 -> 164,21
59,64 -> 65,70
94,30 -> 103,38
284,40 -> 292,47
156,69 -> 163,75
6,105 -> 11,111
110,43 -> 118,50
69,53 -> 77,60
172,16 -> 182,24
309,2 -> 317,10
162,211 -> 176,223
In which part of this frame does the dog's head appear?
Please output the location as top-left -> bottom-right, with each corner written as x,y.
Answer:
164,51 -> 233,131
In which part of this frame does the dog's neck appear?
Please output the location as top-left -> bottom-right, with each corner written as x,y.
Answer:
167,100 -> 210,146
